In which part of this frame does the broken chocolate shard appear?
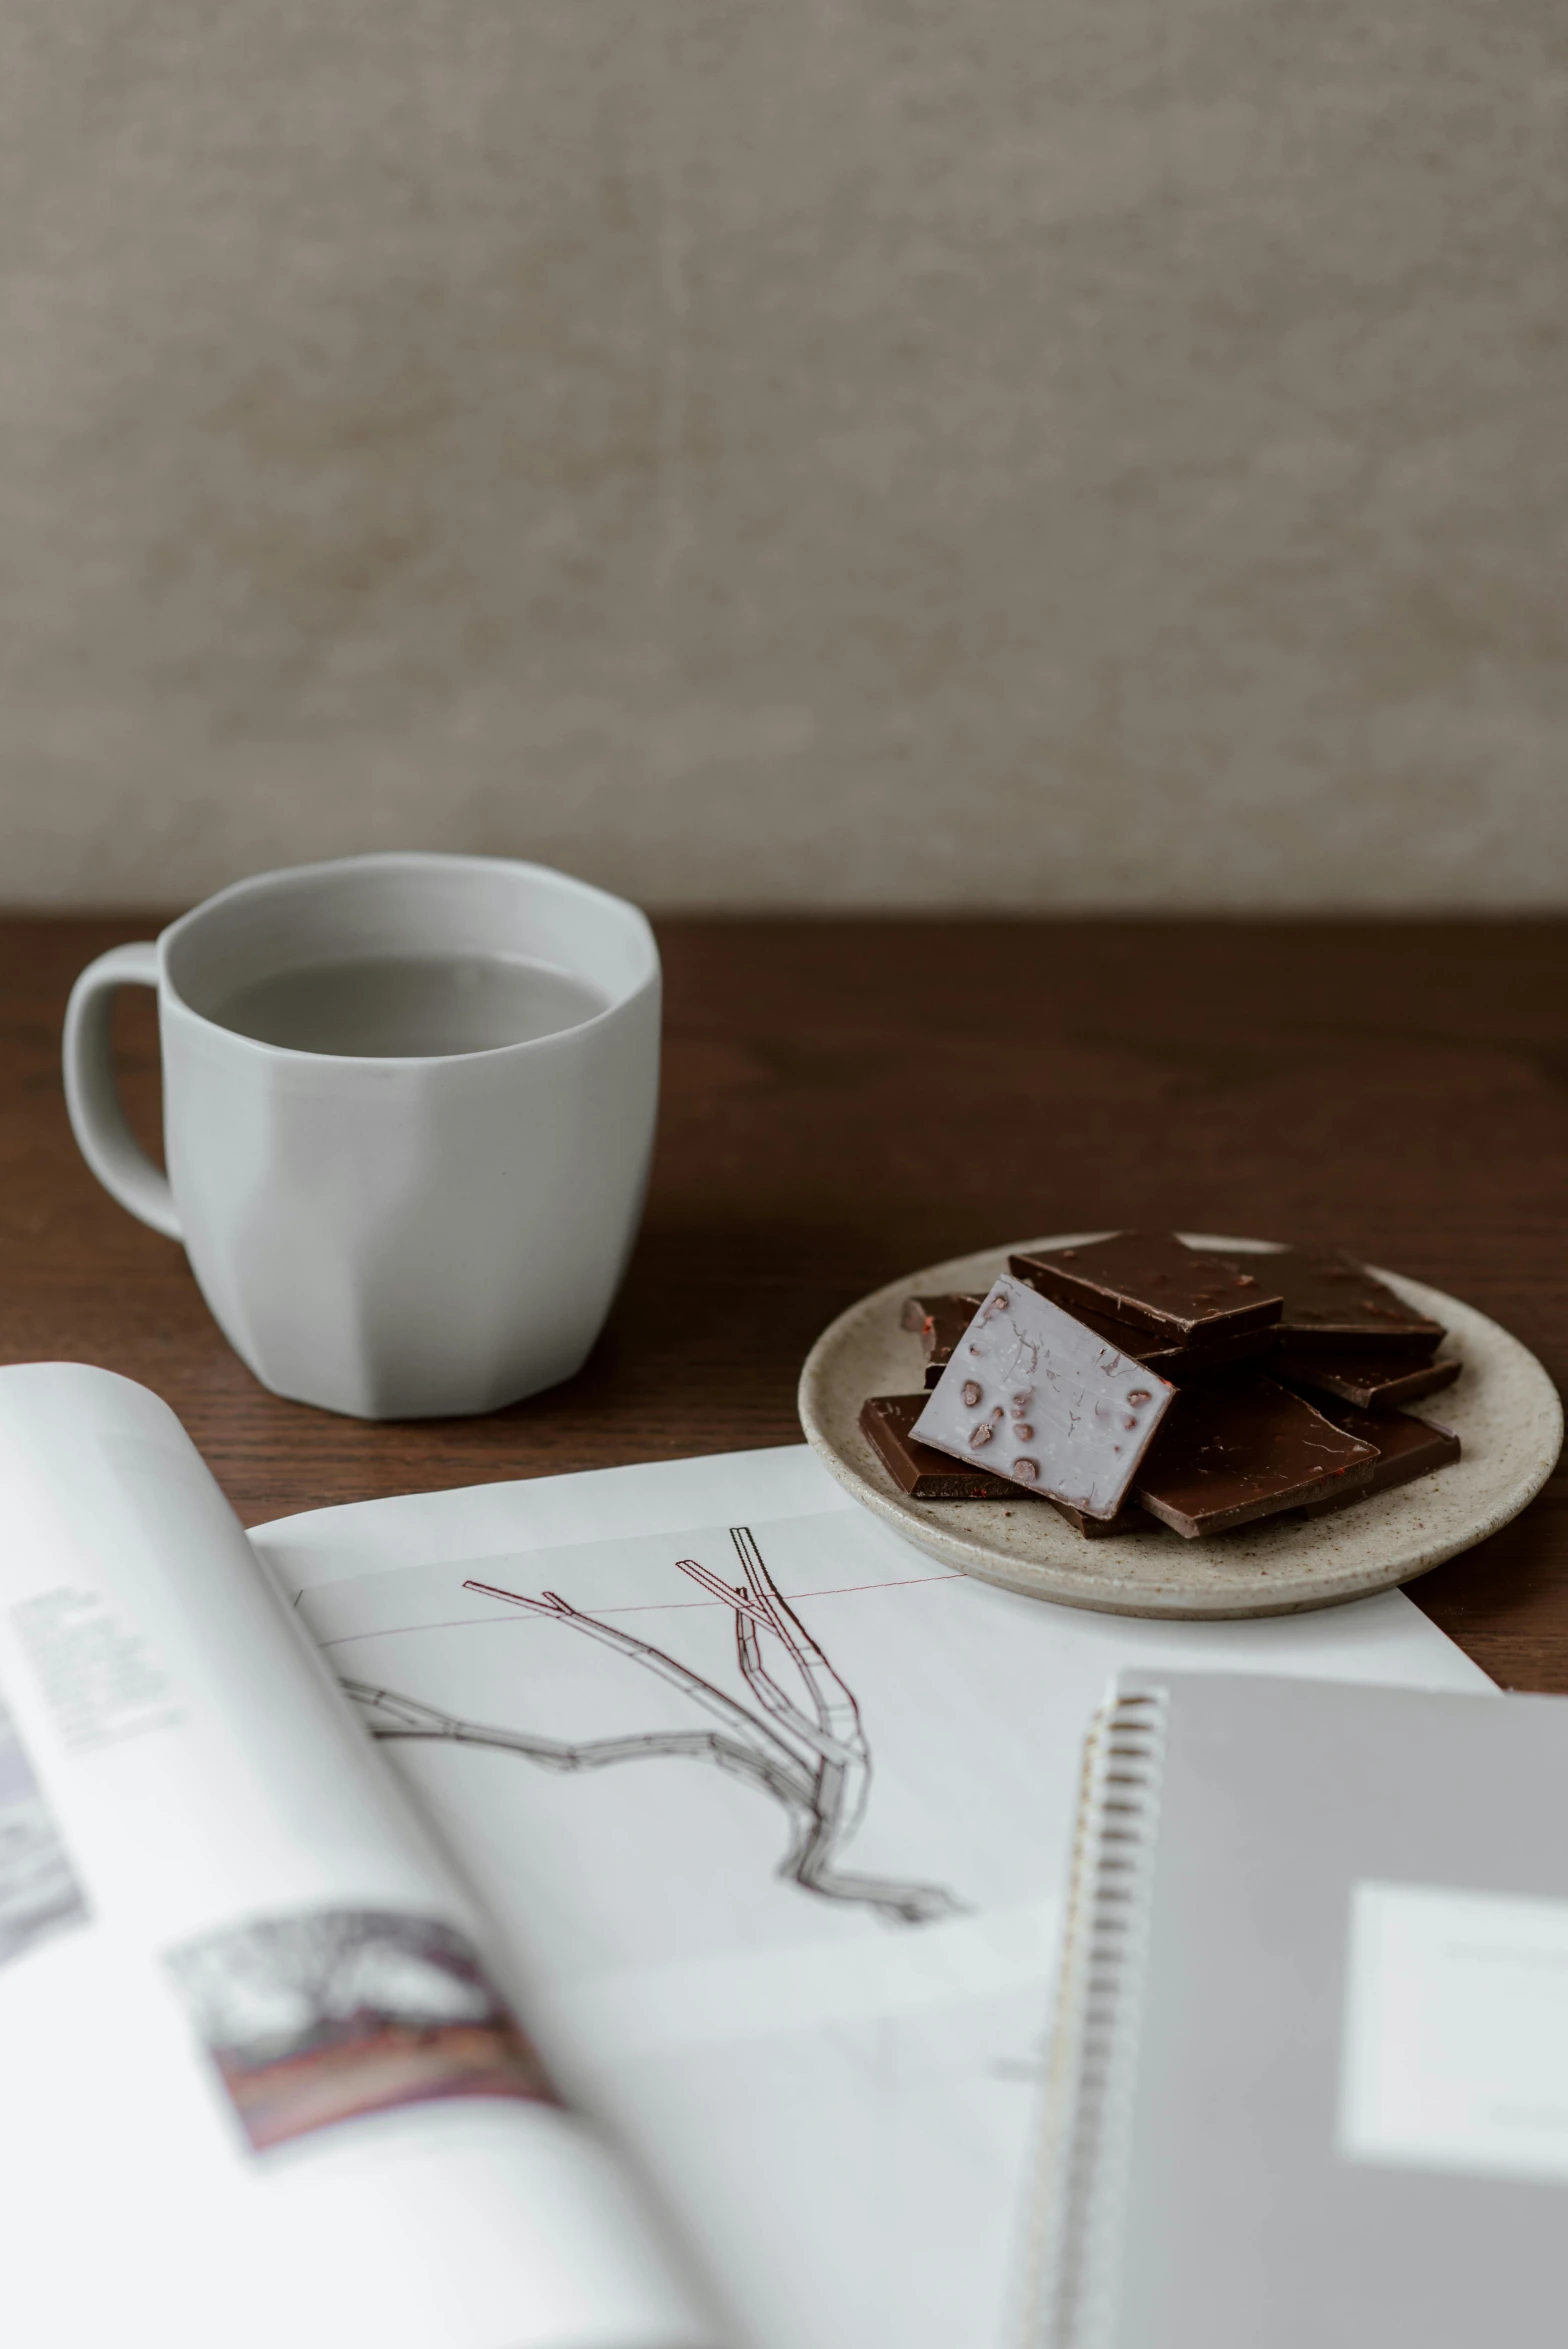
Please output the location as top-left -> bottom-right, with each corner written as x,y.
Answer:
902,1292 -> 986,1373
913,1278 -> 1175,1518
1011,1232 -> 1282,1345
1231,1244 -> 1444,1353
1273,1343 -> 1460,1413
902,1290 -> 985,1349
1134,1371 -> 1379,1538
904,1292 -> 986,1389
860,1394 -> 1024,1499
1294,1406 -> 1461,1517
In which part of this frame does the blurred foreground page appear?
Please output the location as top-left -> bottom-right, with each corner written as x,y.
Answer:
0,1363 -> 718,2349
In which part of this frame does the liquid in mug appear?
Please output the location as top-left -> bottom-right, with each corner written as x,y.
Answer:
208,953 -> 610,1058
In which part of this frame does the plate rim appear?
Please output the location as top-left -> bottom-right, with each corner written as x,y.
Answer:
797,1233 -> 1563,1620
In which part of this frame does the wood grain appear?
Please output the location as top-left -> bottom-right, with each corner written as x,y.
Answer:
5,915 -> 1566,1687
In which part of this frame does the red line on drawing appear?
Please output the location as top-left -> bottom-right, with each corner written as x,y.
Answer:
316,1569 -> 961,1649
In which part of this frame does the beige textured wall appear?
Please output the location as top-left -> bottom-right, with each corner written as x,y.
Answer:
1,2 -> 1565,910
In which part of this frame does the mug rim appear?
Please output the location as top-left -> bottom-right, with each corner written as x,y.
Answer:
156,851 -> 659,1069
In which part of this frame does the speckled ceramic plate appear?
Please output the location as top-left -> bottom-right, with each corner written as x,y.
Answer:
797,1234 -> 1562,1619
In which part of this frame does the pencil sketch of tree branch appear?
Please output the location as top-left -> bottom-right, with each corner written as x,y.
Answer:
344,1527 -> 961,1927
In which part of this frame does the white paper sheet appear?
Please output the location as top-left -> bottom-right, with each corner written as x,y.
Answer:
257,1444 -> 1492,2349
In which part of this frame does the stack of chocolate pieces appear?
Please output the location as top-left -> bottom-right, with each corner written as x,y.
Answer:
860,1232 -> 1461,1541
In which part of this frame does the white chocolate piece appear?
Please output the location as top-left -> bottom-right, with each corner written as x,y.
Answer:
911,1276 -> 1175,1519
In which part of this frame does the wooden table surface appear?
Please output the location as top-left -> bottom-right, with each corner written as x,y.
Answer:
4,915 -> 1566,1688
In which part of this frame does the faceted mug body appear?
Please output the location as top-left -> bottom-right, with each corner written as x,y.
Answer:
64,854 -> 660,1420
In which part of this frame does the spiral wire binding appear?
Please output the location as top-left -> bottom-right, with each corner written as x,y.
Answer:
1022,1683 -> 1169,2349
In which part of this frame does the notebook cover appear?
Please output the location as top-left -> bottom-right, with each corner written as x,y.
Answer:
1031,1671 -> 1568,2349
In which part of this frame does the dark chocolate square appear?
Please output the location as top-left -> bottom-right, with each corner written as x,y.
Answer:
1134,1371 -> 1378,1537
1237,1245 -> 1445,1353
1011,1232 -> 1282,1344
1294,1406 -> 1460,1517
1274,1345 -> 1460,1413
1008,1262 -> 1272,1378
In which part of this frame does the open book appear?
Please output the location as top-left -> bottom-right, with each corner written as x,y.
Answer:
0,1364 -> 1490,2349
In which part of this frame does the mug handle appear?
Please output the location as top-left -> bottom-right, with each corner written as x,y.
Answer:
62,942 -> 182,1241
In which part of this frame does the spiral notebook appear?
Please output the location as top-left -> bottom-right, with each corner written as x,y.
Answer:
1028,1670 -> 1568,2349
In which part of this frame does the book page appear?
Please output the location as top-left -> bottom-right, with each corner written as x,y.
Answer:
0,1365 -> 718,2349
257,1446 -> 1490,2349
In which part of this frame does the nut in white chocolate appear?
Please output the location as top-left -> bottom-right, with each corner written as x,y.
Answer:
911,1276 -> 1175,1519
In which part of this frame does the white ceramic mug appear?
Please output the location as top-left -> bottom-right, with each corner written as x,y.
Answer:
62,853 -> 660,1419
